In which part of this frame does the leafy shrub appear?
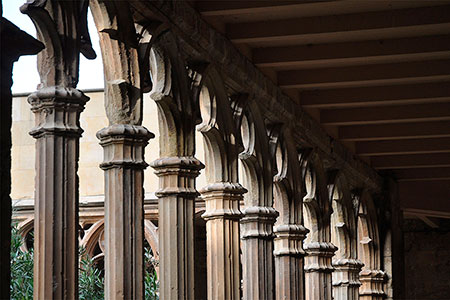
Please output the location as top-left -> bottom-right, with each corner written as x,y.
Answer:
10,224 -> 33,300
10,224 -> 159,299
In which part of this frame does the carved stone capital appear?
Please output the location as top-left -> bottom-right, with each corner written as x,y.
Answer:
359,269 -> 386,297
304,241 -> 338,273
150,156 -> 204,197
332,258 -> 364,287
200,182 -> 246,221
241,206 -> 278,239
273,224 -> 309,257
97,124 -> 153,170
28,86 -> 89,138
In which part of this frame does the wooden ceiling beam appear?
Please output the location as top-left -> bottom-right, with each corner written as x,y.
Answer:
356,137 -> 450,156
253,35 -> 450,67
392,167 -> 450,181
278,59 -> 450,88
195,1 -> 310,16
340,121 -> 450,141
371,153 -> 450,169
321,103 -> 450,125
227,5 -> 450,43
300,82 -> 450,108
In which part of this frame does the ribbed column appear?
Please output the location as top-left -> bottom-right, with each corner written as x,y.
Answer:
332,258 -> 364,300
200,182 -> 245,300
150,156 -> 204,300
97,124 -> 153,300
273,224 -> 308,300
304,241 -> 338,300
29,87 -> 88,300
359,270 -> 386,300
241,206 -> 278,300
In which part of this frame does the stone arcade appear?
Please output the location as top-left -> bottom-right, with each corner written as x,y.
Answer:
2,1 -> 450,300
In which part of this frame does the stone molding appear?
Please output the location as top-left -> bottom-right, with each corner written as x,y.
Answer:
28,86 -> 89,138
304,241 -> 338,273
200,182 -> 246,221
241,206 -> 279,239
273,224 -> 309,257
359,269 -> 386,297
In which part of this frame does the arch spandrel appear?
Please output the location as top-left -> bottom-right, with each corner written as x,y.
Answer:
300,151 -> 333,243
193,66 -> 241,184
89,0 -> 142,125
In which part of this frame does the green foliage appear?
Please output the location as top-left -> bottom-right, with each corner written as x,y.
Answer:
10,224 -> 159,299
10,224 -> 34,300
144,246 -> 159,300
79,247 -> 104,300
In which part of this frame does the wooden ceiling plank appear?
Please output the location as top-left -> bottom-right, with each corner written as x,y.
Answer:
340,121 -> 450,141
392,166 -> 450,181
278,59 -> 450,88
371,153 -> 450,169
300,82 -> 450,108
321,102 -> 450,125
227,5 -> 450,42
196,1 -> 310,16
253,35 -> 450,66
356,137 -> 450,156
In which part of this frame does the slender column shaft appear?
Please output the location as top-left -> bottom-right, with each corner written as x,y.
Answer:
29,87 -> 88,300
200,182 -> 245,300
241,206 -> 278,300
273,224 -> 308,300
304,241 -> 337,300
150,156 -> 204,300
97,124 -> 153,300
359,270 -> 386,300
332,258 -> 364,300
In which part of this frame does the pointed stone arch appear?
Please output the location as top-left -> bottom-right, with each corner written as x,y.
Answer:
329,172 -> 363,300
358,190 -> 386,300
234,98 -> 278,300
269,125 -> 308,300
300,150 -> 337,300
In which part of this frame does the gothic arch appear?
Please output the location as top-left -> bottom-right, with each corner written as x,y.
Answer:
358,190 -> 386,300
300,150 -> 336,300
234,98 -> 278,300
329,172 -> 363,300
269,126 -> 308,300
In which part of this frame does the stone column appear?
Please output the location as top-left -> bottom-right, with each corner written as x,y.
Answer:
241,206 -> 278,300
97,125 -> 153,299
150,156 -> 204,300
304,241 -> 338,300
200,182 -> 245,300
332,258 -> 364,300
273,224 -> 308,300
359,270 -> 386,300
29,87 -> 88,300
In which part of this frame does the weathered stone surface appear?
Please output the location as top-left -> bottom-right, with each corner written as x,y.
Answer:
97,124 -> 153,300
332,258 -> 364,300
200,182 -> 245,300
150,156 -> 204,300
304,241 -> 338,300
29,87 -> 88,300
273,224 -> 308,300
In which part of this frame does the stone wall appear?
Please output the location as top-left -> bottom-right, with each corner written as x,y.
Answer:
403,219 -> 450,299
11,90 -> 207,203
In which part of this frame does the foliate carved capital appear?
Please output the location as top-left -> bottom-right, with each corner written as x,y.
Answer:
150,156 -> 204,197
200,182 -> 246,221
273,224 -> 309,257
304,241 -> 337,273
241,206 -> 279,239
97,124 -> 153,170
28,86 -> 89,138
332,258 -> 364,287
359,269 -> 386,296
